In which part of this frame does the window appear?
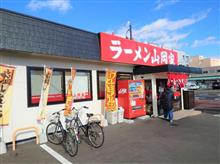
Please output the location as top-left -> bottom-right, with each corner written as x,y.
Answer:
117,72 -> 133,80
27,67 -> 92,107
97,71 -> 105,99
65,70 -> 92,102
27,67 -> 65,107
203,71 -> 208,74
217,70 -> 220,72
97,71 -> 133,99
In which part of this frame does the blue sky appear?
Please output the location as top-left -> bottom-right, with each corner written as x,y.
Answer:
1,0 -> 220,58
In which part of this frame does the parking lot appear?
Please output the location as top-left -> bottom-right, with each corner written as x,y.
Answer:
195,89 -> 220,112
1,112 -> 219,164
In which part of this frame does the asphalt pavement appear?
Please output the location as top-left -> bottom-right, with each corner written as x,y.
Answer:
194,89 -> 220,113
1,112 -> 219,164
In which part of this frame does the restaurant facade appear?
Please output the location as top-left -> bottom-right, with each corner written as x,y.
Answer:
0,8 -> 201,143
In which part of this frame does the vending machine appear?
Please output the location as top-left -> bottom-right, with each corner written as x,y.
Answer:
118,80 -> 146,119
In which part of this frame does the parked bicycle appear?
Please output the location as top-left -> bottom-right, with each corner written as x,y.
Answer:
71,106 -> 104,148
46,109 -> 78,157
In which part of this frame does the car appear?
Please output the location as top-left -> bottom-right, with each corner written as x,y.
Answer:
212,82 -> 220,89
186,83 -> 200,90
198,83 -> 207,89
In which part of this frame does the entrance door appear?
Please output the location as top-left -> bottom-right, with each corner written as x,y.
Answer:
156,79 -> 167,116
156,79 -> 182,115
173,85 -> 182,111
144,80 -> 152,116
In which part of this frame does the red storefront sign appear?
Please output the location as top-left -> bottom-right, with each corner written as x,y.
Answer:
100,32 -> 178,66
167,73 -> 188,88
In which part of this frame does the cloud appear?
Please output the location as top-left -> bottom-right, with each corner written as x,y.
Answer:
110,9 -> 211,50
192,36 -> 220,48
154,0 -> 179,10
27,0 -> 72,13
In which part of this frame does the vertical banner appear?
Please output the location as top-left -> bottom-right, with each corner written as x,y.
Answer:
0,64 -> 16,126
105,69 -> 117,112
38,67 -> 53,121
64,68 -> 76,116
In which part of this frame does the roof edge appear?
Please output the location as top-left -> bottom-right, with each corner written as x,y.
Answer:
0,8 -> 97,35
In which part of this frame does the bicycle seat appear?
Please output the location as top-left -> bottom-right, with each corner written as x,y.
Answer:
87,113 -> 93,117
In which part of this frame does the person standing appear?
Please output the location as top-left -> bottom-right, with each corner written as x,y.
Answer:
160,87 -> 168,119
165,85 -> 175,125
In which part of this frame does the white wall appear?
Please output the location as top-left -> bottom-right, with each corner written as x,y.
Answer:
0,51 -> 133,143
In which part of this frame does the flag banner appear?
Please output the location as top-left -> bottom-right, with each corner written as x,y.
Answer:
0,64 -> 16,126
167,73 -> 188,88
38,67 -> 53,121
105,69 -> 117,112
64,68 -> 76,116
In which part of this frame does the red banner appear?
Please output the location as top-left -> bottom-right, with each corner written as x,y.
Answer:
167,73 -> 188,88
100,32 -> 178,66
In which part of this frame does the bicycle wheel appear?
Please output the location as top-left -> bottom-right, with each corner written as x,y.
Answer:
87,122 -> 104,148
46,122 -> 64,145
64,131 -> 78,157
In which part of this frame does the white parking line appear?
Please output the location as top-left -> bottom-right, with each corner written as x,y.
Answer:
40,144 -> 72,164
213,114 -> 220,117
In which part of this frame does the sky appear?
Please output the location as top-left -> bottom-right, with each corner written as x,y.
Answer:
1,0 -> 220,58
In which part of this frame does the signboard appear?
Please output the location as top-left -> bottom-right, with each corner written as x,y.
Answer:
167,73 -> 188,88
100,32 -> 178,66
38,67 -> 53,121
64,68 -> 76,116
0,64 -> 16,126
105,69 -> 117,112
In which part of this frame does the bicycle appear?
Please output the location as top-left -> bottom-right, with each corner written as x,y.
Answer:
71,106 -> 104,148
46,109 -> 78,157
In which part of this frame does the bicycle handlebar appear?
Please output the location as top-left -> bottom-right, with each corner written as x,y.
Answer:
51,109 -> 64,115
72,106 -> 88,110
51,106 -> 88,116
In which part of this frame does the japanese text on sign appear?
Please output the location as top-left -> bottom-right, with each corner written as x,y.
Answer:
105,70 -> 117,112
0,64 -> 16,125
100,32 -> 178,66
64,68 -> 76,116
167,73 -> 188,88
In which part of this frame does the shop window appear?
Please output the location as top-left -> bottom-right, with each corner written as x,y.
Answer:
65,70 -> 92,102
97,71 -> 133,99
117,72 -> 133,80
27,67 -> 65,107
97,71 -> 105,99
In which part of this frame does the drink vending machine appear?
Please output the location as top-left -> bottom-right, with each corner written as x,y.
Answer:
118,80 -> 146,119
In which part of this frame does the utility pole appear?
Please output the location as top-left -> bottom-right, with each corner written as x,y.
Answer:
129,24 -> 133,40
126,22 -> 133,40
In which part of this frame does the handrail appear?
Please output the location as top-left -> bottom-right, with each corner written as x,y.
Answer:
12,126 -> 39,151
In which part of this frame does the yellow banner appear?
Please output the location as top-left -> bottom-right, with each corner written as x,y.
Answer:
64,68 -> 76,116
105,69 -> 117,112
38,67 -> 53,121
0,64 -> 16,126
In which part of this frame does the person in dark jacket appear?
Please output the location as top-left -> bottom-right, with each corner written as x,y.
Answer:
165,85 -> 174,125
160,89 -> 168,118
